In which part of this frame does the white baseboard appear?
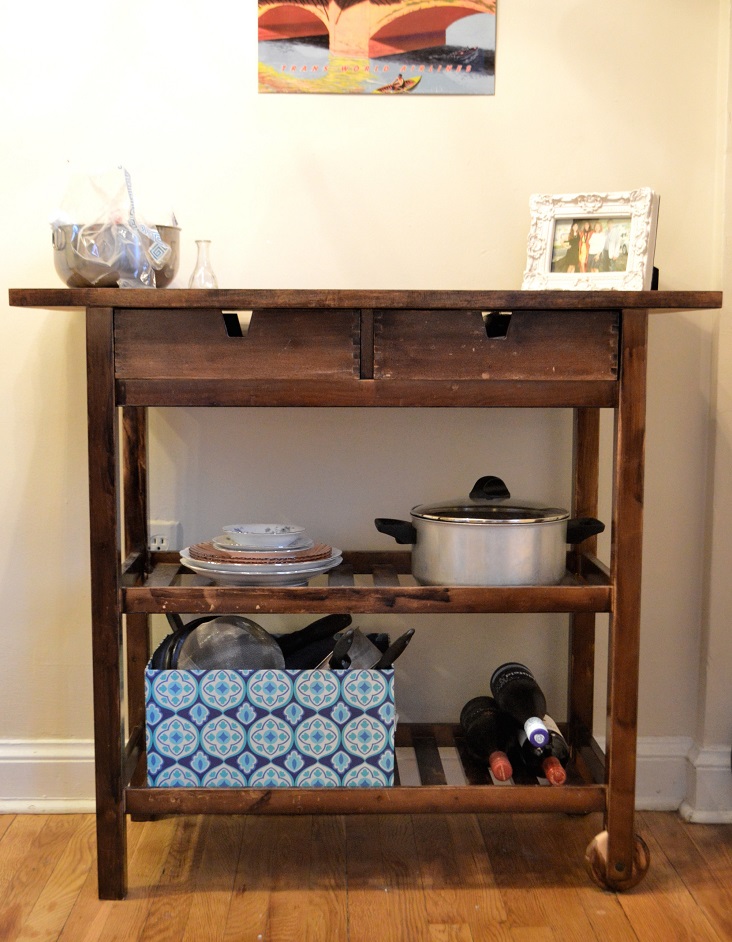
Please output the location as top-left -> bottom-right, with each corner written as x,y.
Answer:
0,739 -> 96,813
1,736 -> 729,820
679,744 -> 732,823
635,736 -> 698,811
593,735 -> 695,811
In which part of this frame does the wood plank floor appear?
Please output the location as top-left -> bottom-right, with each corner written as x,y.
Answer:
0,811 -> 731,941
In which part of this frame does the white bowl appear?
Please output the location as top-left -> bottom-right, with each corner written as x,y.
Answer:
213,534 -> 314,554
221,523 -> 306,549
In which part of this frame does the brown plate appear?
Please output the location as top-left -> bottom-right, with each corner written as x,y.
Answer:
185,540 -> 333,566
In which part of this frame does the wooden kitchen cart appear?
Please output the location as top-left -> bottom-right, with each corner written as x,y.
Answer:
9,287 -> 722,899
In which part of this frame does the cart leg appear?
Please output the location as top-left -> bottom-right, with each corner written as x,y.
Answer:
122,407 -> 150,792
87,308 -> 127,899
568,408 -> 601,753
601,309 -> 649,891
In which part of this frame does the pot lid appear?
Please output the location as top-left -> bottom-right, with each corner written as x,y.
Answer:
411,475 -> 569,525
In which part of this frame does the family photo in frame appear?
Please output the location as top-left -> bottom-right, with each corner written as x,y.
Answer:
551,218 -> 630,274
522,189 -> 659,290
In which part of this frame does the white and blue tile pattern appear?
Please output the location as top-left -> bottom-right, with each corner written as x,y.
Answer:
146,668 -> 395,787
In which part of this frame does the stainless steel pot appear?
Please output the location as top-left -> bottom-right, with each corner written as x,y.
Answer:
52,223 -> 180,288
375,475 -> 604,586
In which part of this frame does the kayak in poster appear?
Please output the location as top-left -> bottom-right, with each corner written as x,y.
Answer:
258,0 -> 496,95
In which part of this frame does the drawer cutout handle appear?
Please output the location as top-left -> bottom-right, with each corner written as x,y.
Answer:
223,310 -> 253,337
482,311 -> 512,339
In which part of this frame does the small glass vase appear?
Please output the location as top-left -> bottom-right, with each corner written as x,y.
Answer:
188,239 -> 218,288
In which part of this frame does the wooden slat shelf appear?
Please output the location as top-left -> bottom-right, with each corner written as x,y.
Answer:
124,723 -> 606,817
121,550 -> 612,615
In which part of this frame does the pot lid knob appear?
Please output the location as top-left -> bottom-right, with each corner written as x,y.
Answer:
469,476 -> 511,501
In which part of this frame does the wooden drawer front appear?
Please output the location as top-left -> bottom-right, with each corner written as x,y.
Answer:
374,310 -> 619,381
114,309 -> 360,380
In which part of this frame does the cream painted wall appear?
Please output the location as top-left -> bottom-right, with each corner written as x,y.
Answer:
0,1 -> 729,804
688,2 -> 732,817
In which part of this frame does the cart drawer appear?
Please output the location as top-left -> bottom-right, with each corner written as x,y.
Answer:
374,310 -> 619,381
114,308 -> 360,381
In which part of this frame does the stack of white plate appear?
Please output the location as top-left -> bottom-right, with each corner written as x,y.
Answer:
179,524 -> 342,586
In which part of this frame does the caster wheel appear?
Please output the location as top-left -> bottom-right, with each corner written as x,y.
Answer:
585,830 -> 650,891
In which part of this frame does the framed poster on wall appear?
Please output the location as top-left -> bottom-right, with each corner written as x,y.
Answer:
258,0 -> 497,95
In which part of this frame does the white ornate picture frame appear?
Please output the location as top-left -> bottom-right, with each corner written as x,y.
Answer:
522,189 -> 659,290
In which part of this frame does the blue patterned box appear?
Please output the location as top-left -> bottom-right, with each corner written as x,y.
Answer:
145,667 -> 395,787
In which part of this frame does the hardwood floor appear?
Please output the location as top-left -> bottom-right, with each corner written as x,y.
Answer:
0,811 -> 731,941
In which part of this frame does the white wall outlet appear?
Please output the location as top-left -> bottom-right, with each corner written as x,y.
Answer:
148,520 -> 182,552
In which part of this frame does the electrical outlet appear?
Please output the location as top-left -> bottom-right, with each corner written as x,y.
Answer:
148,520 -> 182,552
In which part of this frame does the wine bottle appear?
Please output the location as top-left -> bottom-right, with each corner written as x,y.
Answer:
459,695 -> 513,782
516,714 -> 570,786
489,662 -> 549,748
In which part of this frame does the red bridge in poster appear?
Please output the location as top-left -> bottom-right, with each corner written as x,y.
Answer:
258,0 -> 495,59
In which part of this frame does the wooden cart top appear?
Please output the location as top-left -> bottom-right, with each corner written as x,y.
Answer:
7,288 -> 723,311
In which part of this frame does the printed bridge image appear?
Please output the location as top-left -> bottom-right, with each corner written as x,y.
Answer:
258,0 -> 497,95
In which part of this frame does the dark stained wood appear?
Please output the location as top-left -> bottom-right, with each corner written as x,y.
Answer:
343,550 -> 412,574
452,727 -> 493,787
575,740 -> 607,786
411,731 -> 449,785
326,561 -> 354,586
375,310 -> 619,381
120,551 -> 145,578
360,308 -> 375,379
122,549 -> 612,615
573,551 -> 611,583
8,286 -> 723,310
115,377 -> 619,408
571,408 -> 602,553
85,307 -> 126,900
125,783 -> 606,816
121,407 -> 149,790
122,580 -> 613,615
114,308 -> 360,381
141,562 -> 181,587
568,408 -> 601,751
604,309 -> 649,889
121,408 -> 148,559
17,287 -> 722,899
372,564 -> 402,586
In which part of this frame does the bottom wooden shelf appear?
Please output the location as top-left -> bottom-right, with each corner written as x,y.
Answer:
124,724 -> 607,817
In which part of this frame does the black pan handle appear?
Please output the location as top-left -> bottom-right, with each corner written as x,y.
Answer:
151,633 -> 173,670
374,518 -> 417,545
469,476 -> 511,501
373,628 -> 415,669
165,613 -> 185,634
276,614 -> 352,657
566,517 -> 605,544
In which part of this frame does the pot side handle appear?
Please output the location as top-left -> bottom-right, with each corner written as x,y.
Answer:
374,518 -> 417,545
566,517 -> 605,544
469,476 -> 511,501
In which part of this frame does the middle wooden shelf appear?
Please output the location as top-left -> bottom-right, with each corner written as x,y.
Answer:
121,550 -> 612,615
